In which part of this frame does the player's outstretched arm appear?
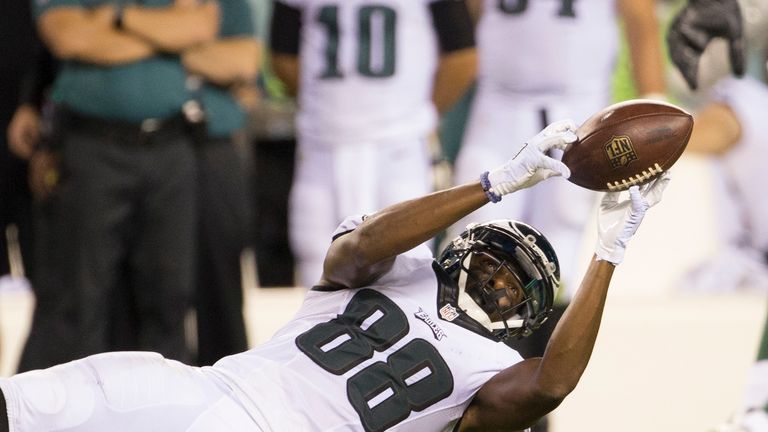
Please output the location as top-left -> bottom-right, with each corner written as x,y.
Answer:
667,0 -> 744,90
459,174 -> 671,431
320,121 -> 577,289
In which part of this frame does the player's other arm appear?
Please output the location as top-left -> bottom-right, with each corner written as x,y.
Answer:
320,121 -> 577,290
460,176 -> 671,431
38,6 -> 155,65
270,1 -> 301,96
430,0 -> 477,114
619,0 -> 666,97
685,102 -> 741,155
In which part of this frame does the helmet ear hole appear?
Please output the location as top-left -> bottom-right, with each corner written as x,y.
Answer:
438,219 -> 560,341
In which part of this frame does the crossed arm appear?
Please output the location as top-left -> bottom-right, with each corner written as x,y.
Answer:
37,2 -> 258,86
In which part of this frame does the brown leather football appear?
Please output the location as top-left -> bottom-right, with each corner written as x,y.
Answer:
561,99 -> 693,192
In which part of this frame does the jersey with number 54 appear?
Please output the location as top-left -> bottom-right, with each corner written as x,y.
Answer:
211,238 -> 522,431
281,0 -> 441,144
479,0 -> 618,94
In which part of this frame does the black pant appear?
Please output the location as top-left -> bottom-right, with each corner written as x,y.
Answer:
0,143 -> 33,278
252,137 -> 295,287
0,385 -> 7,432
18,116 -> 197,371
193,138 -> 253,366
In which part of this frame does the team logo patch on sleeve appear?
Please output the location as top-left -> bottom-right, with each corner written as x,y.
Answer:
414,308 -> 447,340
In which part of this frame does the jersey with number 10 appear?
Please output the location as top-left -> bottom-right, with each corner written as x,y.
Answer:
212,242 -> 522,431
280,0 -> 441,144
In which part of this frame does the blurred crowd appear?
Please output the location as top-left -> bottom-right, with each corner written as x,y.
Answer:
0,0 -> 767,430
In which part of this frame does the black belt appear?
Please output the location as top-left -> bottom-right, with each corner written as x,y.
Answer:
59,107 -> 190,145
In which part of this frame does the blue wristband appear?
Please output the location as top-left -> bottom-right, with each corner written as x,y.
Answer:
480,171 -> 502,203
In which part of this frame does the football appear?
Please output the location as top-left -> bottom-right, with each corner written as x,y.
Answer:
561,99 -> 693,192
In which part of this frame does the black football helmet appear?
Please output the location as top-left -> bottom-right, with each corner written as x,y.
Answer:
436,220 -> 560,341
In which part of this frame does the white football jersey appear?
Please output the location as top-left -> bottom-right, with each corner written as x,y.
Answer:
281,0 -> 440,144
711,76 -> 768,252
477,0 -> 618,94
212,217 -> 523,432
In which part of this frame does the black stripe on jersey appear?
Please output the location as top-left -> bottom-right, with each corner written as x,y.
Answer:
430,0 -> 476,53
270,1 -> 302,55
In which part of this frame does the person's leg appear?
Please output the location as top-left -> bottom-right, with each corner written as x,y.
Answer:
742,310 -> 768,413
756,311 -> 768,362
0,146 -> 33,279
375,136 -> 431,209
194,139 -> 252,365
252,137 -> 296,287
1,386 -> 8,432
289,141 -> 338,288
1,352 -> 250,432
527,177 -> 596,297
19,131 -> 132,371
448,89 -> 536,242
131,136 -> 197,362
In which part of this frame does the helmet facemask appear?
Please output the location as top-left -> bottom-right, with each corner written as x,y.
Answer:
438,220 -> 560,341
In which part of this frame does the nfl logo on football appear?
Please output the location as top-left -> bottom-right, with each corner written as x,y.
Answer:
604,135 -> 638,168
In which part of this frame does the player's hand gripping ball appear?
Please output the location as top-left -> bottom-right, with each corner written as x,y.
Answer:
561,99 -> 693,192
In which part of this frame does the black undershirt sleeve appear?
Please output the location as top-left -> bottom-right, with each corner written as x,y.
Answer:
270,1 -> 302,55
429,0 -> 476,53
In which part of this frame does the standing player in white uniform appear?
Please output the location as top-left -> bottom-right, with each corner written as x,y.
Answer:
681,75 -> 768,294
0,121 -> 671,431
683,74 -> 768,432
667,2 -> 768,430
450,10 -> 665,427
270,0 -> 478,288
451,0 -> 665,297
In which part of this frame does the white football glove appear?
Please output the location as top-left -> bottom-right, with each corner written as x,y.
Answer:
482,120 -> 577,201
596,172 -> 671,265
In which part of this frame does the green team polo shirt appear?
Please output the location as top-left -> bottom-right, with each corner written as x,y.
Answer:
36,0 -> 256,137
